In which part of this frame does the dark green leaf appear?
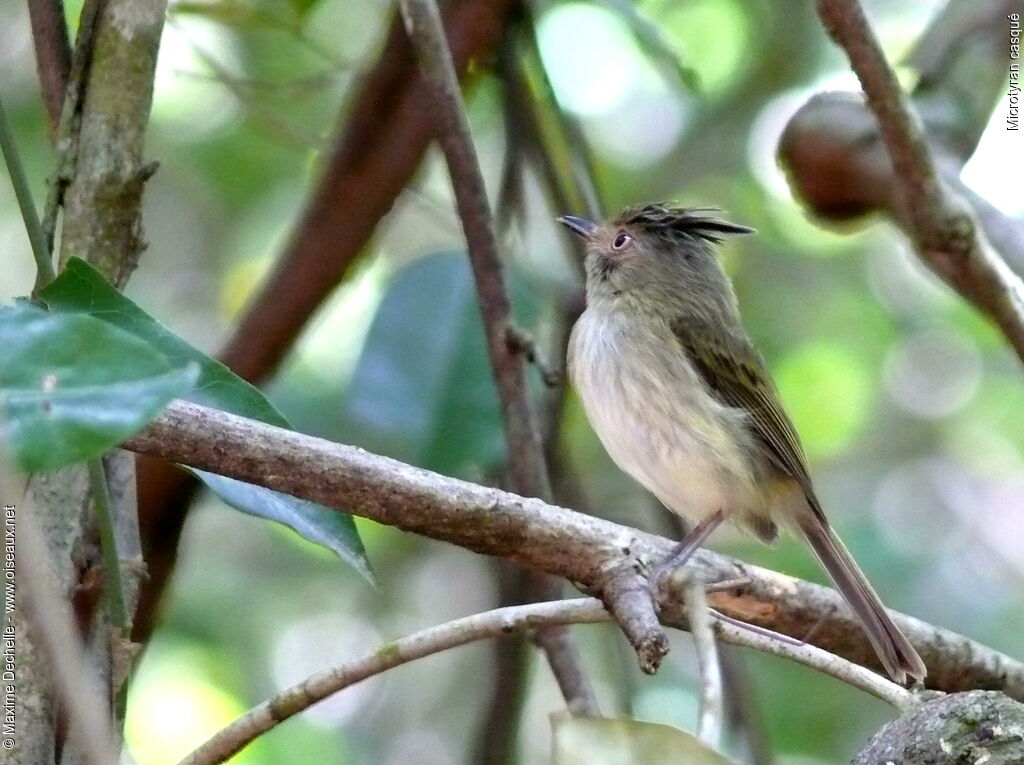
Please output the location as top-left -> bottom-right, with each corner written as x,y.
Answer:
0,303 -> 198,471
343,253 -> 541,477
40,259 -> 370,579
40,258 -> 286,426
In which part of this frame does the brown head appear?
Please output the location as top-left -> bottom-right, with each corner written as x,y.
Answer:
558,203 -> 754,316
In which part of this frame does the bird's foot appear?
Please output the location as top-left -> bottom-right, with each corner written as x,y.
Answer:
649,508 -> 727,597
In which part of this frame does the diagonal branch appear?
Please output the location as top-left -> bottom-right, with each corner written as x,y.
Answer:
397,0 -> 607,711
782,0 -> 1024,279
806,0 -> 1024,364
397,0 -> 549,500
123,399 -> 1024,699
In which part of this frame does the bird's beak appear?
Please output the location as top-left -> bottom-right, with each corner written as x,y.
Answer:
556,215 -> 597,238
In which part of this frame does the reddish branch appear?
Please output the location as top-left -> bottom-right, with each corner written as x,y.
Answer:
219,0 -> 518,384
781,0 -> 1024,278
787,0 -> 1024,365
27,0 -> 72,135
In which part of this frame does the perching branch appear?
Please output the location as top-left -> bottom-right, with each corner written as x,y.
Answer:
178,596 -> 914,765
796,0 -> 1024,365
397,0 -> 604,711
123,399 -> 1024,698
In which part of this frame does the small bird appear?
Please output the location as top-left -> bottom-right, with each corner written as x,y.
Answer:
559,203 -> 926,683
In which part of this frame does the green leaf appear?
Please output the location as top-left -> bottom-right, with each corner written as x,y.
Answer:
551,714 -> 736,765
39,259 -> 370,579
189,469 -> 374,583
0,303 -> 198,471
40,259 -> 286,426
342,253 -> 540,477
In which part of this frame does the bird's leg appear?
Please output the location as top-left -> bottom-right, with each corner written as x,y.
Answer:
650,508 -> 727,591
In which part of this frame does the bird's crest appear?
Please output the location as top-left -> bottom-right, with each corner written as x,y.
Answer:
614,203 -> 754,245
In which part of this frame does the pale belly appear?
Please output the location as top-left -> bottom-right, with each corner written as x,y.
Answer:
569,309 -> 764,525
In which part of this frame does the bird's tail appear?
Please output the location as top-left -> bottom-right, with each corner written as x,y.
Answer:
797,511 -> 926,684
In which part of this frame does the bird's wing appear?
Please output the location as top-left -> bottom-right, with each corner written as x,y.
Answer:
671,316 -> 820,510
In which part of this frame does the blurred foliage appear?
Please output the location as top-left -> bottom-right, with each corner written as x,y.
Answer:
2,0 -> 1022,762
340,252 -> 543,479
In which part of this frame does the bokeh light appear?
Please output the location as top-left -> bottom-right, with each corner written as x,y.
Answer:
537,3 -> 648,116
775,341 -> 872,460
126,641 -> 257,765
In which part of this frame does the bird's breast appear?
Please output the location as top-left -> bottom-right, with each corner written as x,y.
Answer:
568,308 -> 761,523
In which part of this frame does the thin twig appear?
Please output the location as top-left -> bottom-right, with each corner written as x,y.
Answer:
167,18 -> 321,150
398,0 -> 607,707
178,600 -> 610,765
217,0 -> 519,385
88,459 -> 129,632
41,0 -> 102,251
685,579 -> 723,749
178,596 -> 914,765
0,96 -> 57,290
5,469 -> 118,765
519,9 -> 603,223
524,574 -> 601,718
505,325 -> 562,388
714,613 -> 915,711
815,0 -> 1024,365
472,563 -> 535,765
398,0 -> 550,499
122,399 -> 1024,698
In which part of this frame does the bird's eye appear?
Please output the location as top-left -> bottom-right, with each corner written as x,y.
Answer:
612,232 -> 632,250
